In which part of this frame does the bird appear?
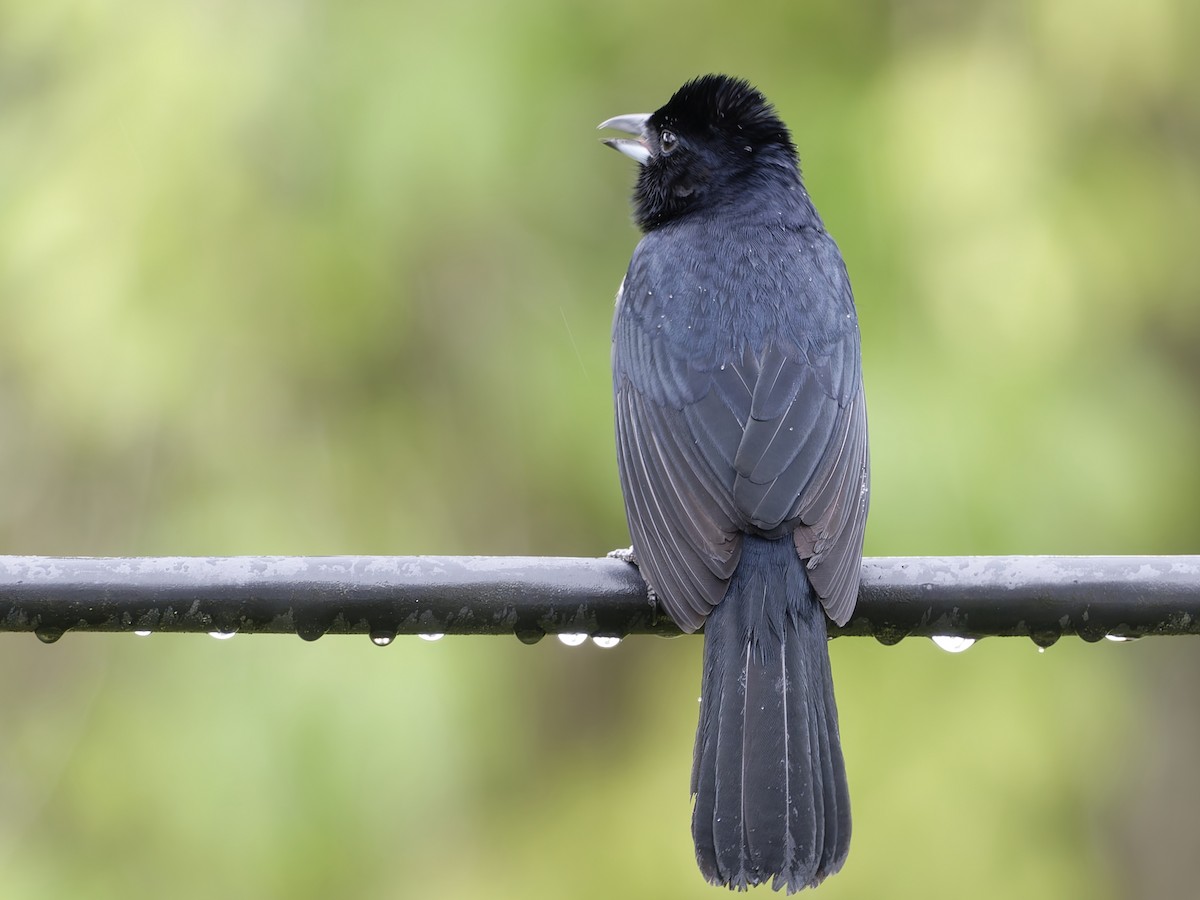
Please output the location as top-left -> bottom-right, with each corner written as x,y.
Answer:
599,74 -> 869,892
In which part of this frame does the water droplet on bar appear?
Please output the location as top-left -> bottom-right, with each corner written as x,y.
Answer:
557,633 -> 588,647
34,626 -> 64,644
370,632 -> 395,647
134,630 -> 152,637
513,626 -> 545,645
591,636 -> 621,649
294,613 -> 330,642
931,635 -> 975,653
208,630 -> 236,640
1030,631 -> 1060,651
1104,634 -> 1131,643
418,633 -> 445,642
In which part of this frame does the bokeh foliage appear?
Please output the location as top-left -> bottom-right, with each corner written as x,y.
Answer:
2,2 -> 1198,898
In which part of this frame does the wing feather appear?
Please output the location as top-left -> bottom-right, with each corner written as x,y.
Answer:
612,229 -> 869,632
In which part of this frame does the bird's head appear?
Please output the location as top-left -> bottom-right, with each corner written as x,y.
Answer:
600,74 -> 800,231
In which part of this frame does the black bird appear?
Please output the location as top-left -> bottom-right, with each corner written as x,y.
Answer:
600,75 -> 869,892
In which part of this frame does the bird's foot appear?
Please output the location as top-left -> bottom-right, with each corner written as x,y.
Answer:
606,546 -> 639,566
606,546 -> 659,606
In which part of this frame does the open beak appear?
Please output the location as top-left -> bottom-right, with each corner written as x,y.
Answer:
598,113 -> 652,165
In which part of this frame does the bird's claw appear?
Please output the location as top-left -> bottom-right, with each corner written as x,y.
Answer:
607,546 -> 659,606
606,546 -> 639,566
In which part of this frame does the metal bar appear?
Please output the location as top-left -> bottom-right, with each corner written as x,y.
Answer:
1,555 -> 1197,645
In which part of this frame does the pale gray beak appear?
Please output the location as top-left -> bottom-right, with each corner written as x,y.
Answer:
598,113 -> 652,165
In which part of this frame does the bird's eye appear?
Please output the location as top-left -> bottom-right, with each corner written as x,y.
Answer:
660,130 -> 678,154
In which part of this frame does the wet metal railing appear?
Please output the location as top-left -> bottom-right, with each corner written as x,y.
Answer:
2,555 -> 1197,647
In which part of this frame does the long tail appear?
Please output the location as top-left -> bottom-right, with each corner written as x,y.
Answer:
691,535 -> 851,893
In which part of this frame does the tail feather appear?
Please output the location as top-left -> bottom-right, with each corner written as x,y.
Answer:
692,536 -> 850,893
782,609 -> 821,889
740,570 -> 788,878
821,642 -> 853,855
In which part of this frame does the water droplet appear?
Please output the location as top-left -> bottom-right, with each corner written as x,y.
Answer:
592,636 -> 621,649
514,626 -> 545,645
931,635 -> 975,653
1030,631 -> 1060,650
294,613 -> 330,642
557,633 -> 588,647
134,630 -> 152,637
1104,634 -> 1132,643
208,630 -> 236,640
1037,646 -> 1045,654
873,628 -> 908,646
370,632 -> 395,647
34,626 -> 64,644
418,633 -> 445,642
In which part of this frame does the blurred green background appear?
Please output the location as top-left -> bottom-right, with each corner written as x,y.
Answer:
2,1 -> 1198,898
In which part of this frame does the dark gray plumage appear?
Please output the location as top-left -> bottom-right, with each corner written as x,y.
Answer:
601,74 -> 869,891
